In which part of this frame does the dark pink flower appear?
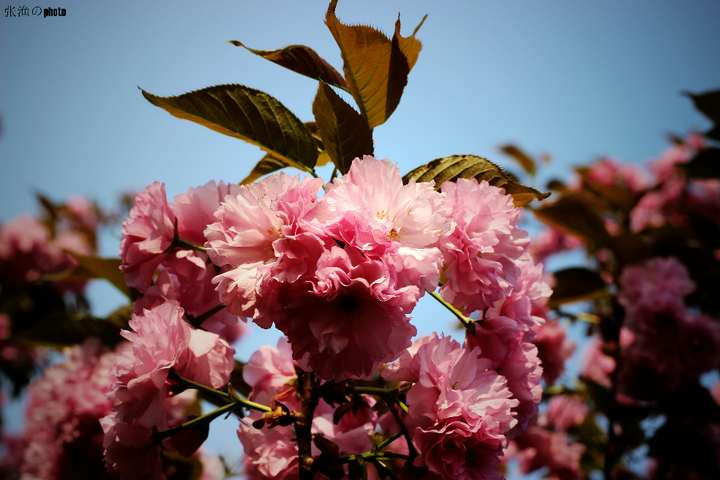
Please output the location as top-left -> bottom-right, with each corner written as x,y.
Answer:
271,245 -> 418,381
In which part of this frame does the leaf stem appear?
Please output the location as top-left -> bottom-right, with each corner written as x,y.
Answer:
374,429 -> 405,453
175,236 -> 206,253
152,400 -> 240,442
168,371 -> 271,413
428,291 -> 473,328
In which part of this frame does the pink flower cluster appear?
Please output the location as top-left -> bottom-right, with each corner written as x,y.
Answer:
121,181 -> 247,344
0,214 -> 91,287
205,157 -> 451,381
116,156 -> 549,479
614,257 -> 720,400
629,133 -> 720,233
103,300 -> 235,479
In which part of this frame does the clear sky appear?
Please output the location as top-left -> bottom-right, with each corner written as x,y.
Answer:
1,0 -> 720,473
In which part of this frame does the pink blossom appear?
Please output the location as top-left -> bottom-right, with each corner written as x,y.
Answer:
109,300 -> 235,428
134,250 -> 247,344
546,395 -> 588,431
618,256 -> 695,317
271,245 -> 418,381
172,180 -> 243,248
0,215 -> 81,285
509,427 -> 585,480
204,173 -> 323,318
439,178 -> 530,315
316,156 -> 451,291
17,339 -> 120,479
102,413 -> 164,480
384,333 -> 518,479
528,227 -> 583,264
65,195 -> 101,230
580,338 -> 615,388
119,182 -> 176,290
584,157 -> 651,192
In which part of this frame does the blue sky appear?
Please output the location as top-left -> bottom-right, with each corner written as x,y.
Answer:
2,0 -> 719,472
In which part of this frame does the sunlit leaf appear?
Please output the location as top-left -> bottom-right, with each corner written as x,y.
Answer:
325,0 -> 420,128
685,89 -> 720,140
239,154 -> 288,185
228,41 -> 348,90
304,121 -> 332,166
498,144 -> 536,175
533,193 -> 611,250
402,154 -> 550,206
47,254 -> 132,299
141,85 -> 318,172
313,82 -> 373,174
683,148 -> 720,179
548,267 -> 607,307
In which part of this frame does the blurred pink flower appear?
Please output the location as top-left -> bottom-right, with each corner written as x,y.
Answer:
535,319 -> 576,385
546,395 -> 588,431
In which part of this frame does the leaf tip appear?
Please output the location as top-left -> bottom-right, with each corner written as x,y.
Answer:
227,40 -> 243,47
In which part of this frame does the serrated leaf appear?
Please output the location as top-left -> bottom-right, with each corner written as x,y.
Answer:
683,148 -> 720,179
325,0 -> 418,128
685,89 -> 720,140
240,154 -> 289,185
141,85 -> 318,172
402,154 -> 550,206
313,82 -> 373,174
498,144 -> 536,175
549,267 -> 607,307
533,193 -> 611,250
229,41 -> 348,90
47,254 -> 132,299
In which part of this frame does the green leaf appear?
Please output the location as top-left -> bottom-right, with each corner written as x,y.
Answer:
312,82 -> 374,174
15,304 -> 132,348
685,89 -> 720,140
533,193 -> 611,250
239,154 -> 288,185
47,254 -> 132,299
682,148 -> 720,179
498,144 -> 536,176
402,154 -> 550,206
548,267 -> 607,307
325,0 -> 420,128
228,41 -> 348,90
140,85 -> 318,173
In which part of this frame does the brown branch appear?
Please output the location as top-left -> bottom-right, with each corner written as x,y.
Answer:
295,371 -> 319,480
